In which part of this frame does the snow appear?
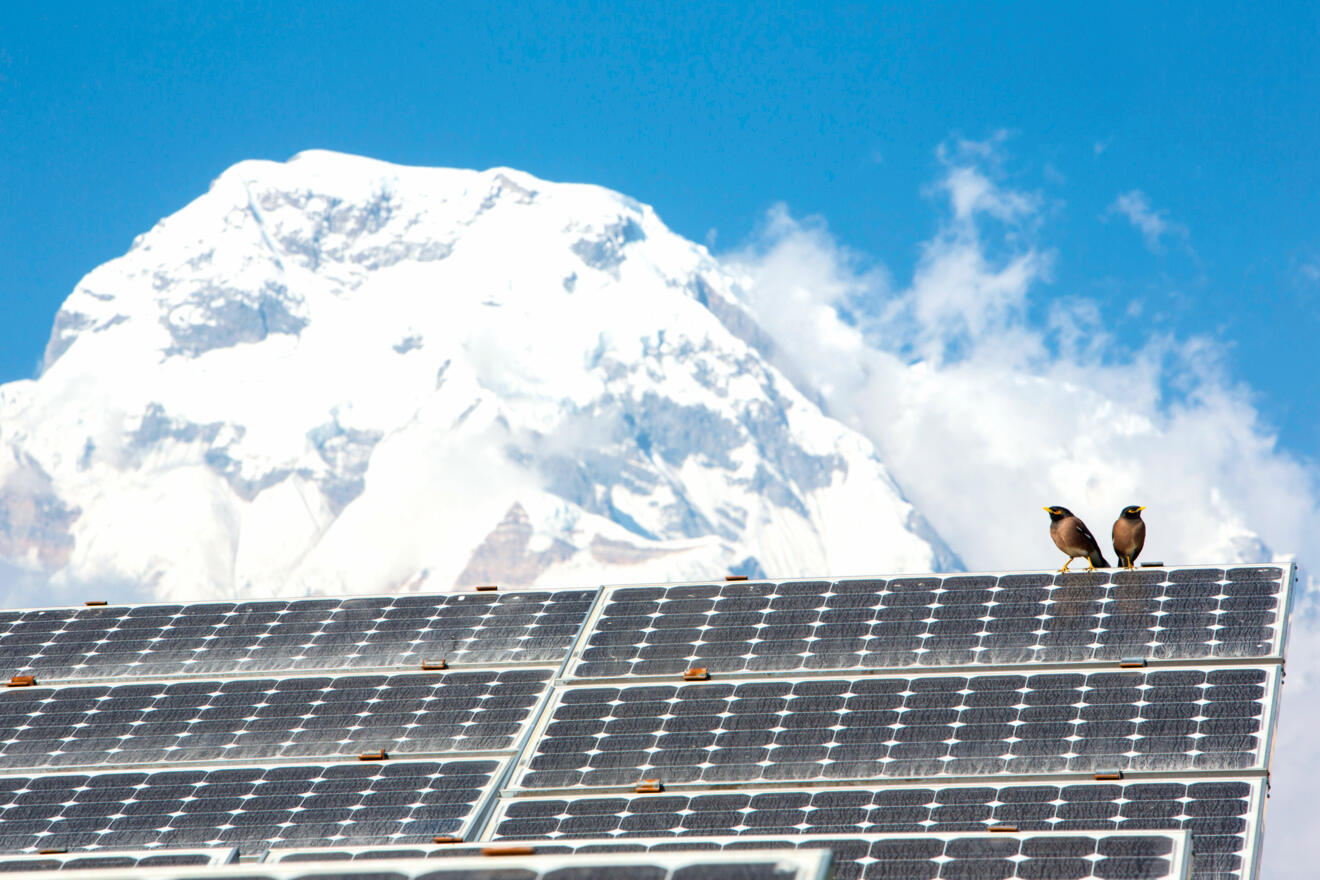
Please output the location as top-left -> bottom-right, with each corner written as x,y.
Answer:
0,151 -> 956,601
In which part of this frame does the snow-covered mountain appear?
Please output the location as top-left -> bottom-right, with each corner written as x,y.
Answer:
0,151 -> 958,601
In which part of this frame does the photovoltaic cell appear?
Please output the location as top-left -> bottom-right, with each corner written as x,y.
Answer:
569,567 -> 1290,679
0,565 -> 1282,880
0,758 -> 502,854
488,778 -> 1258,880
0,669 -> 551,771
514,667 -> 1272,789
0,847 -> 235,871
269,831 -> 1191,880
0,849 -> 832,880
0,590 -> 595,683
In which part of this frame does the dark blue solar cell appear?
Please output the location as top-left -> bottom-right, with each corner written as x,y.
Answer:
2,590 -> 594,682
570,568 -> 1288,678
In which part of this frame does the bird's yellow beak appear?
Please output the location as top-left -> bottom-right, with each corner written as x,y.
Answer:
1042,506 -> 1053,513
1138,506 -> 1147,512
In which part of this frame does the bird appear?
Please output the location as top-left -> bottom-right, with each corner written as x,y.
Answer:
1043,506 -> 1110,571
1112,505 -> 1147,570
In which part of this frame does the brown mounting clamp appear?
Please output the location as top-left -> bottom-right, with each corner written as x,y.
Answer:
421,660 -> 448,671
358,749 -> 389,761
682,668 -> 710,681
7,675 -> 36,687
635,779 -> 664,793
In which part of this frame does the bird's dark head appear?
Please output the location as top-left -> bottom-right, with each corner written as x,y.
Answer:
1043,506 -> 1072,521
1121,505 -> 1147,520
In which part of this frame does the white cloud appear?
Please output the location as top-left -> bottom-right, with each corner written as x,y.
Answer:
1109,189 -> 1187,253
723,138 -> 1320,878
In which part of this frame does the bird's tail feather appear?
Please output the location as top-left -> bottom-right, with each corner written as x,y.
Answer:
1090,550 -> 1111,569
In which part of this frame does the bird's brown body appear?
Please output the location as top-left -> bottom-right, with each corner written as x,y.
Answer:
1044,506 -> 1109,571
1112,506 -> 1147,569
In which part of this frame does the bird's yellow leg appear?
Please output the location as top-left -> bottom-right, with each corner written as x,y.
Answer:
1086,558 -> 1097,571
1059,559 -> 1073,573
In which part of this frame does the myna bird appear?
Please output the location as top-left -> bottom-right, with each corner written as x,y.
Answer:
1043,506 -> 1110,571
1112,505 -> 1147,570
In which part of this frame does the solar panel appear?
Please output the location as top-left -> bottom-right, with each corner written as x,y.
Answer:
0,849 -> 833,880
0,564 -> 1286,880
485,777 -> 1259,879
269,831 -> 1192,880
0,846 -> 236,871
567,566 -> 1293,679
0,590 -> 595,683
0,758 -> 504,854
0,669 -> 553,772
510,666 -> 1275,789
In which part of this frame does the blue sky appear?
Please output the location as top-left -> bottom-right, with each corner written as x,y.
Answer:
2,2 -> 1318,455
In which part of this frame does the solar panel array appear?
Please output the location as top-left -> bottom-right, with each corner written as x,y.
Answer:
0,669 -> 550,770
568,568 -> 1288,679
0,591 -> 595,682
267,831 -> 1194,880
0,564 -> 1291,880
0,849 -> 833,880
0,759 -> 502,852
513,667 -> 1274,789
0,847 -> 235,872
0,587 -> 595,873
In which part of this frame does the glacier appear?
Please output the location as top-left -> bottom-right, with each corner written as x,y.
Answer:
0,151 -> 958,601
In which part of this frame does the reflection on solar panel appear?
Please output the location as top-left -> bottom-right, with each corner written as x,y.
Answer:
513,666 -> 1274,789
0,847 -> 236,871
569,568 -> 1291,679
0,567 -> 1291,880
0,759 -> 502,853
0,590 -> 595,682
270,831 -> 1192,880
0,849 -> 832,880
0,669 -> 552,771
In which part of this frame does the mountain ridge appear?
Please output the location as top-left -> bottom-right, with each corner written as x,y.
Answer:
0,150 -> 959,602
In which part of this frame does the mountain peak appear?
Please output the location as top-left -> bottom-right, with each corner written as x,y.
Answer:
3,156 -> 957,602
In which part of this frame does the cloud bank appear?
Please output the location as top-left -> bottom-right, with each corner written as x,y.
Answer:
720,138 -> 1320,878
